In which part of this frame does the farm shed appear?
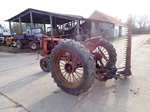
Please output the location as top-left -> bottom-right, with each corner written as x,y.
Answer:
89,10 -> 127,38
5,8 -> 84,36
6,8 -> 126,40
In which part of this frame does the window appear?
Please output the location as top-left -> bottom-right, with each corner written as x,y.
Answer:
31,28 -> 42,33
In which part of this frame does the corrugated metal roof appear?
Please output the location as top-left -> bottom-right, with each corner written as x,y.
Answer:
6,8 -> 84,24
89,10 -> 127,27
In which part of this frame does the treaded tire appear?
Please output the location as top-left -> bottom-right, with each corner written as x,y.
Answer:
40,58 -> 50,72
29,41 -> 39,50
16,40 -> 23,49
50,39 -> 95,96
12,41 -> 16,47
97,38 -> 117,67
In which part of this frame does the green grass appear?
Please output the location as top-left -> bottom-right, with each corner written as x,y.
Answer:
146,38 -> 150,44
0,45 -> 40,53
108,37 -> 125,43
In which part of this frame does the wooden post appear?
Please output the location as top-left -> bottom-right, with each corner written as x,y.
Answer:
43,22 -> 46,32
19,17 -> 23,34
77,20 -> 80,35
30,11 -> 33,27
9,21 -> 12,36
49,15 -> 53,36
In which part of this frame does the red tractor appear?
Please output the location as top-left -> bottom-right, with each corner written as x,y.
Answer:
39,18 -> 132,96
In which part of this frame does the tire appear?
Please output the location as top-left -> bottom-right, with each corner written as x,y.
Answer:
29,41 -> 39,50
16,40 -> 23,49
40,58 -> 50,72
50,39 -> 95,96
92,38 -> 117,81
92,38 -> 117,67
12,41 -> 17,47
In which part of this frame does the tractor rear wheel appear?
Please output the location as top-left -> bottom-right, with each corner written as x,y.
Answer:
50,39 -> 95,96
40,58 -> 50,72
92,38 -> 117,67
92,38 -> 117,81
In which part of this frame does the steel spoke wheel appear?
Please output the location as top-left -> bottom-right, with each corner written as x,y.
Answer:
92,38 -> 117,81
92,38 -> 117,67
54,51 -> 84,88
92,46 -> 109,67
50,39 -> 95,95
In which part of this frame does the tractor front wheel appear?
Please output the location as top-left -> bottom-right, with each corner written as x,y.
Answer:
92,38 -> 117,81
50,39 -> 95,96
92,38 -> 117,67
29,41 -> 39,50
12,41 -> 16,47
16,40 -> 23,49
40,58 -> 50,72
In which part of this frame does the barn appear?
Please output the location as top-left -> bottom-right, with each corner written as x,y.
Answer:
6,8 -> 127,40
89,10 -> 127,38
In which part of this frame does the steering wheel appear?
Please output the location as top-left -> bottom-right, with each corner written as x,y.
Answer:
73,26 -> 84,41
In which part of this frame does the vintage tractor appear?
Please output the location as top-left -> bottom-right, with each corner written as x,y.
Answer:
5,36 -> 16,47
39,17 -> 132,96
39,35 -> 117,95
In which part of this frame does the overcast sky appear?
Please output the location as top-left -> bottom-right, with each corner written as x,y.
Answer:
0,0 -> 149,27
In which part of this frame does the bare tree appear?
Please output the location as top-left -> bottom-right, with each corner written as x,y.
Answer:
12,23 -> 27,34
12,23 -> 21,34
136,15 -> 150,28
129,15 -> 150,34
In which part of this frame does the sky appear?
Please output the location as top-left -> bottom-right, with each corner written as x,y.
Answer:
0,0 -> 149,28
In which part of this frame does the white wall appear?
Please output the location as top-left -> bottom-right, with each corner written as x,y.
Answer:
0,28 -> 11,36
114,25 -> 127,37
3,29 -> 11,36
121,27 -> 127,36
114,25 -> 119,37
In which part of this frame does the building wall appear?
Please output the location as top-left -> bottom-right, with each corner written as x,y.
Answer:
114,25 -> 127,37
121,27 -> 127,36
89,21 -> 127,39
90,21 -> 114,38
114,25 -> 119,37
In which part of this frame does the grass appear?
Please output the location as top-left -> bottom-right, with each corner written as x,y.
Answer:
108,36 -> 126,43
0,45 -> 40,53
146,38 -> 150,44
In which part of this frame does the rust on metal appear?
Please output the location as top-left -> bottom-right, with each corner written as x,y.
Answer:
53,49 -> 84,88
124,15 -> 132,76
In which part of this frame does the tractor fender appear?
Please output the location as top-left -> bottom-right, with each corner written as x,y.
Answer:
28,38 -> 34,42
82,36 -> 102,51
